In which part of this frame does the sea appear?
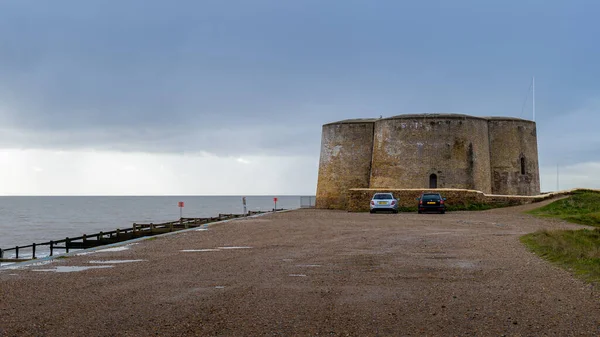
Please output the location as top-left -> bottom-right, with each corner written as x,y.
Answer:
0,195 -> 311,261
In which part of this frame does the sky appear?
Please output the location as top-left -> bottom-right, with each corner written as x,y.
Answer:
0,0 -> 599,195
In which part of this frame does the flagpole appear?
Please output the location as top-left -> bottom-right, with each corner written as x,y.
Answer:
532,76 -> 535,121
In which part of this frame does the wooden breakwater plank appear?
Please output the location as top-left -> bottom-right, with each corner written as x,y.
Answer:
0,211 -> 279,261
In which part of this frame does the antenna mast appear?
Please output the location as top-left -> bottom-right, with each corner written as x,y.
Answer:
532,76 -> 535,121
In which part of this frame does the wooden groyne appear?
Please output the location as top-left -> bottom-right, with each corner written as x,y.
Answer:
0,210 -> 272,264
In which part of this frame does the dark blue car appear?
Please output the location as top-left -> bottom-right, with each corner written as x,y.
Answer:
417,193 -> 446,214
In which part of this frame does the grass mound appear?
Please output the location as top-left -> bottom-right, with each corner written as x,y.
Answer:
522,190 -> 600,283
521,229 -> 600,283
527,190 -> 600,227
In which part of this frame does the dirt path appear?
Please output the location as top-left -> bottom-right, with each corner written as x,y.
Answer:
1,201 -> 599,336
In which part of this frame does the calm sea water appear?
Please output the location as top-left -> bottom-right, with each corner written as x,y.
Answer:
0,196 -> 309,253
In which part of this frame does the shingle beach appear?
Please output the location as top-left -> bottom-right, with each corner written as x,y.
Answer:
1,200 -> 599,336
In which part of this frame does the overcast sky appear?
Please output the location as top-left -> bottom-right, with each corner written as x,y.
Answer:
0,0 -> 598,195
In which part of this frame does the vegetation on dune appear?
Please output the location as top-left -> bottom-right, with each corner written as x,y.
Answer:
521,229 -> 600,283
522,190 -> 600,284
527,190 -> 600,227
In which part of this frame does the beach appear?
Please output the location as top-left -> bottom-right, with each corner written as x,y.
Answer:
1,201 -> 599,336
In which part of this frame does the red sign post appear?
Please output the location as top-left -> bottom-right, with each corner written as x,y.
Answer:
273,197 -> 278,211
178,201 -> 184,219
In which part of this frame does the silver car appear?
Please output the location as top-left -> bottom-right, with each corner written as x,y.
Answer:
370,193 -> 399,213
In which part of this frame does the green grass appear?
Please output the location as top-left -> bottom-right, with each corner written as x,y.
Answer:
521,190 -> 600,283
447,203 -> 499,211
527,190 -> 600,227
521,229 -> 600,283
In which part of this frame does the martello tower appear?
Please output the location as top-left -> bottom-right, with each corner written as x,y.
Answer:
316,113 -> 540,209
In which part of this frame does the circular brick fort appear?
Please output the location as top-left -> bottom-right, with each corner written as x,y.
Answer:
316,113 -> 540,209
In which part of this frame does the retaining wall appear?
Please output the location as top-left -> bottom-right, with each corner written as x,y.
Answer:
346,188 -> 587,212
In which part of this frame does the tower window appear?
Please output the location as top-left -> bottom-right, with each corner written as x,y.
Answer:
520,157 -> 526,175
429,174 -> 438,188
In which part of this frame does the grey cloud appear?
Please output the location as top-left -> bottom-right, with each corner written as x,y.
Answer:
0,123 -> 322,157
0,0 -> 599,163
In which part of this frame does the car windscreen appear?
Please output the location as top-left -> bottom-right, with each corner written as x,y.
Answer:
373,194 -> 393,200
421,194 -> 441,201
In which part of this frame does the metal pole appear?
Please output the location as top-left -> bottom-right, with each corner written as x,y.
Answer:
557,163 -> 560,191
532,76 -> 535,121
242,197 -> 247,216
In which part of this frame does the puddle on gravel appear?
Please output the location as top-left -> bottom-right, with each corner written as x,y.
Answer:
3,260 -> 53,270
196,228 -> 209,231
215,286 -> 225,289
455,261 -> 477,269
181,247 -> 252,252
88,260 -> 146,264
33,266 -> 114,273
289,274 -> 307,277
77,244 -> 137,256
95,246 -> 132,253
217,246 -> 252,250
295,264 -> 322,267
181,249 -> 221,252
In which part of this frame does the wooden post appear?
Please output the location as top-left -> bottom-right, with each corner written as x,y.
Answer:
150,223 -> 154,234
15,246 -> 19,259
66,237 -> 70,253
116,229 -> 120,237
133,223 -> 137,233
32,243 -> 36,259
83,234 -> 87,243
0,248 -> 3,259
50,241 -> 54,256
170,221 -> 173,232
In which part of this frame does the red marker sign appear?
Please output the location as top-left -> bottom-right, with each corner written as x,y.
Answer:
273,197 -> 278,202
178,201 -> 184,207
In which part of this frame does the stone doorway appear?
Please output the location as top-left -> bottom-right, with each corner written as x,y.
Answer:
429,174 -> 438,188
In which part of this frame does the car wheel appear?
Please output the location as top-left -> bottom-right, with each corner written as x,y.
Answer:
393,210 -> 398,214
370,210 -> 375,214
440,210 -> 445,214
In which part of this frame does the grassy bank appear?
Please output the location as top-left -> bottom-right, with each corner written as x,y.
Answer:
527,190 -> 600,227
520,229 -> 600,283
522,190 -> 600,283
